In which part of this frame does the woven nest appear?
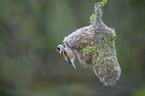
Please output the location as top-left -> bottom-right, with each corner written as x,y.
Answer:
63,3 -> 121,86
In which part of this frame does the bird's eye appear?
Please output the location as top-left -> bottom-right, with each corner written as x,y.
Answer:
57,47 -> 60,51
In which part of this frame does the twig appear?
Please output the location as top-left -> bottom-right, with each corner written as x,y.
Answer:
96,0 -> 98,3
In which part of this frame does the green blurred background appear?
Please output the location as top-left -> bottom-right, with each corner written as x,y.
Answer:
0,0 -> 145,96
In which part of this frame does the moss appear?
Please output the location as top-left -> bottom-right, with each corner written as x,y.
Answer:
90,13 -> 95,23
83,46 -> 96,53
111,35 -> 118,40
98,0 -> 108,8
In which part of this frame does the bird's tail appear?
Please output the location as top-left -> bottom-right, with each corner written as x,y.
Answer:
70,59 -> 76,69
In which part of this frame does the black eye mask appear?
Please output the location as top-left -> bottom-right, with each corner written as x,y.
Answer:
57,47 -> 60,51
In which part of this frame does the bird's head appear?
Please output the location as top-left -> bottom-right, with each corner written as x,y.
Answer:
56,45 -> 64,53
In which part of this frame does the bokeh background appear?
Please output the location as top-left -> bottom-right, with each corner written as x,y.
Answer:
0,0 -> 145,96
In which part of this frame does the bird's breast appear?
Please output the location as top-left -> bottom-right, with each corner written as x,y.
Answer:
61,50 -> 66,58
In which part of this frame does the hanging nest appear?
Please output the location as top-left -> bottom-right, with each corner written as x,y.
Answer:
63,1 -> 121,86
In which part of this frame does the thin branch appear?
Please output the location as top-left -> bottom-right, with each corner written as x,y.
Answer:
96,0 -> 98,3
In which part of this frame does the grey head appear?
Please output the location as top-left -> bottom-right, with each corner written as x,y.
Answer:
56,44 -> 64,53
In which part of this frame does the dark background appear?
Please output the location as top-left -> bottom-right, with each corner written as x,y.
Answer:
0,0 -> 145,96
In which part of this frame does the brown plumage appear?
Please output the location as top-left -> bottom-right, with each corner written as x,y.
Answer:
57,45 -> 76,69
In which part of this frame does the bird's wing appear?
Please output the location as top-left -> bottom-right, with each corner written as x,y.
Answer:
64,48 -> 75,59
61,50 -> 71,64
65,56 -> 71,64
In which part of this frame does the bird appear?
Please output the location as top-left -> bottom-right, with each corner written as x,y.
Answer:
56,44 -> 76,69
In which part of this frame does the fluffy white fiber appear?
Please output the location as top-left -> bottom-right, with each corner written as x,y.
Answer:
63,3 -> 121,86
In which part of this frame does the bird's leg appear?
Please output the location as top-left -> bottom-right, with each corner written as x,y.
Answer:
64,42 -> 72,49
